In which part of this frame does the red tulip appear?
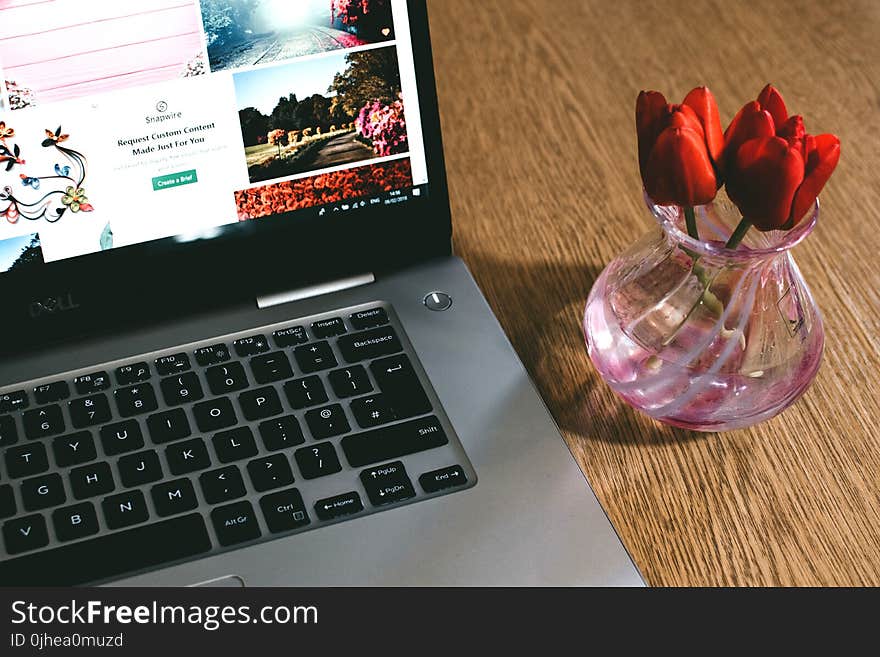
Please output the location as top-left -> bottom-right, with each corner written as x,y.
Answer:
725,84 -> 841,231
636,87 -> 724,206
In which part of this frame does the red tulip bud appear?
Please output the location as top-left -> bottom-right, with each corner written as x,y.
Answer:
725,85 -> 840,231
636,87 -> 723,206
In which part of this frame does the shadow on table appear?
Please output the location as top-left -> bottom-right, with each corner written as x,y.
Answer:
461,251 -> 709,446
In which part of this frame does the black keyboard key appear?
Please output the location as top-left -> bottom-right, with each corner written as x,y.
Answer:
194,343 -> 231,366
5,443 -> 49,478
293,341 -> 337,373
283,376 -> 328,409
259,415 -> 305,451
0,414 -> 18,446
52,431 -> 97,467
212,501 -> 261,546
420,465 -> 468,493
147,408 -> 191,444
3,513 -> 49,555
166,438 -> 211,475
193,397 -> 237,432
53,502 -> 100,542
250,351 -> 294,384
0,390 -> 29,413
338,326 -> 402,363
160,372 -> 205,406
341,415 -> 449,468
294,442 -> 342,480
329,365 -> 373,398
34,381 -> 70,404
212,427 -> 258,463
315,491 -> 364,521
259,488 -> 310,533
118,450 -> 163,487
23,405 -> 65,439
0,513 -> 211,585
371,354 -> 432,418
155,353 -> 191,376
311,317 -> 346,338
70,462 -> 115,500
100,420 -> 144,456
102,490 -> 149,529
73,371 -> 110,395
238,387 -> 282,421
350,307 -> 389,330
0,484 -> 16,518
199,465 -> 246,504
151,479 -> 199,517
348,308 -> 388,331
273,326 -> 307,347
116,362 -> 151,386
21,473 -> 66,511
350,394 -> 396,428
247,454 -> 295,492
233,335 -> 269,357
206,362 -> 249,396
360,461 -> 416,507
68,394 -> 111,428
304,404 -> 350,440
115,383 -> 158,417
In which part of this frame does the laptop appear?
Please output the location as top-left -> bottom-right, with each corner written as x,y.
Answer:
0,0 -> 641,586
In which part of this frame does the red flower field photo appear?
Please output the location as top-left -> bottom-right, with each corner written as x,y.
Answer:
235,158 -> 413,220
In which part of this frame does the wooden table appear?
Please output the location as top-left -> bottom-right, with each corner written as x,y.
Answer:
427,0 -> 880,586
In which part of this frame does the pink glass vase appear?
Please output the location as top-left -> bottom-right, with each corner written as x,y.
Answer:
584,191 -> 824,432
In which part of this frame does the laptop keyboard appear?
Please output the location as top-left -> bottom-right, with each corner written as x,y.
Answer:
0,303 -> 475,585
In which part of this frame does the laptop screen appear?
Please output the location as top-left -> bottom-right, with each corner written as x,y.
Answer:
0,0 -> 429,278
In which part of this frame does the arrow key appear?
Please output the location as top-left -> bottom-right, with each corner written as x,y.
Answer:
359,461 -> 415,507
314,491 -> 364,521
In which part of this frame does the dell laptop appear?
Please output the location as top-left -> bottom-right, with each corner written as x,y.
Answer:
0,0 -> 641,586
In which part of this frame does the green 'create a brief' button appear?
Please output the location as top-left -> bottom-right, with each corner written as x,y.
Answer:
152,169 -> 198,191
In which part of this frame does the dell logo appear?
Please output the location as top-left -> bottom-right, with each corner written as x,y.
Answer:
29,293 -> 80,318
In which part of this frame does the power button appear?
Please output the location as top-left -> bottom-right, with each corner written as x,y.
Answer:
423,291 -> 452,311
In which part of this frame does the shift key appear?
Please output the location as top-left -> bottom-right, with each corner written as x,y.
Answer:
341,415 -> 448,467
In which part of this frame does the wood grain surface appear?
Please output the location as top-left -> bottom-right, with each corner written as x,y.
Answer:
427,0 -> 880,586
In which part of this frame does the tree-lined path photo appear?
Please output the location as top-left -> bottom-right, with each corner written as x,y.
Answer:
235,46 -> 408,182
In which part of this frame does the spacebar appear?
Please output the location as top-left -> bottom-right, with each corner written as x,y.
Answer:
0,514 -> 212,586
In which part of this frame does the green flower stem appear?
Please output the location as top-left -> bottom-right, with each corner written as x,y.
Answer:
684,206 -> 700,242
663,215 -> 752,347
725,217 -> 752,250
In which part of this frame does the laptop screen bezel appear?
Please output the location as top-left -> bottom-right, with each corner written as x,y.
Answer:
0,0 -> 451,355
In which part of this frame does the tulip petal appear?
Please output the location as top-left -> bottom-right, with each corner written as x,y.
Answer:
636,90 -> 668,180
727,136 -> 805,231
777,115 -> 807,160
788,133 -> 840,227
757,84 -> 788,129
722,101 -> 776,171
643,126 -> 718,206
683,86 -> 724,166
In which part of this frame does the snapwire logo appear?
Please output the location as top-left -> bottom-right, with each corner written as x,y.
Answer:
10,599 -> 317,632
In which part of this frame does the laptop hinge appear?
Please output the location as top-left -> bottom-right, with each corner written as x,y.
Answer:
256,272 -> 375,310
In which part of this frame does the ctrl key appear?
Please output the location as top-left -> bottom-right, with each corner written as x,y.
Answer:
360,461 -> 415,507
211,501 -> 261,546
260,488 -> 310,533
